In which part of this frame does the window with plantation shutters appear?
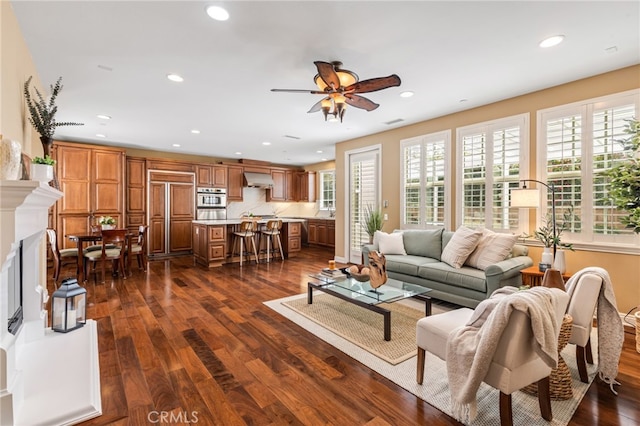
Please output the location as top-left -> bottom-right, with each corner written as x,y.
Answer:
538,90 -> 639,247
319,170 -> 335,210
400,131 -> 451,229
456,114 -> 529,233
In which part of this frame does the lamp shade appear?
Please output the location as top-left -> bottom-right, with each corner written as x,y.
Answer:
510,188 -> 540,208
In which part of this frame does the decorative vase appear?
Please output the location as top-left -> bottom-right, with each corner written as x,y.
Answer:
101,224 -> 116,230
0,139 -> 22,180
553,249 -> 566,274
540,247 -> 554,272
367,250 -> 388,289
39,136 -> 60,189
30,163 -> 54,183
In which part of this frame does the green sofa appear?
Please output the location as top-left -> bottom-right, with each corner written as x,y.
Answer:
362,229 -> 533,308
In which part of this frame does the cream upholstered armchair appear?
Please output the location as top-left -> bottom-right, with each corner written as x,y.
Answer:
416,287 -> 569,426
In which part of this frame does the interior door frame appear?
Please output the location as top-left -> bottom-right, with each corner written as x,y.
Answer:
343,145 -> 381,264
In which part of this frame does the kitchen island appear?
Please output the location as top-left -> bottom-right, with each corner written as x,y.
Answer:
192,218 -> 305,268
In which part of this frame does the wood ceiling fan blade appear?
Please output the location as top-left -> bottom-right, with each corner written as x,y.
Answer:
345,74 -> 401,94
307,98 -> 328,113
314,61 -> 340,90
345,94 -> 379,111
271,89 -> 327,94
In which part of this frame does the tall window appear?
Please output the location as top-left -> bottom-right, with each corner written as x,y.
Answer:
401,131 -> 451,229
347,148 -> 379,264
456,114 -> 529,232
319,170 -> 335,210
538,90 -> 639,246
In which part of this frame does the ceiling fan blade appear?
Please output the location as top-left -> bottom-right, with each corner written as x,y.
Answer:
314,61 -> 340,90
345,94 -> 379,111
271,88 -> 326,94
307,97 -> 329,113
345,74 -> 401,94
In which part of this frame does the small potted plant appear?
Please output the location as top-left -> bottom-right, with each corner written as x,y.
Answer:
99,216 -> 117,230
527,207 -> 575,271
362,204 -> 383,244
30,155 -> 56,183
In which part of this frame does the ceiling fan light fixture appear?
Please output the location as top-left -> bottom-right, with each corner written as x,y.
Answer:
314,67 -> 358,91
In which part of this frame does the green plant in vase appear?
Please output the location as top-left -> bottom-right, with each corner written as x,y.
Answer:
32,155 -> 56,166
362,204 -> 383,243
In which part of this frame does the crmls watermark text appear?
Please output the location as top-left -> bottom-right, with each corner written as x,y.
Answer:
147,411 -> 199,424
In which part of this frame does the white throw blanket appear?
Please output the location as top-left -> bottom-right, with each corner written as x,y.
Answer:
564,266 -> 624,394
446,286 -> 565,423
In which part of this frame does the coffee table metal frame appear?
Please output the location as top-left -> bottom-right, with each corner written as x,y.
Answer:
307,276 -> 432,341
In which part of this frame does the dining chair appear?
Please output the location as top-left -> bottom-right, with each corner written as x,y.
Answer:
46,228 -> 79,285
128,225 -> 148,271
83,229 -> 127,283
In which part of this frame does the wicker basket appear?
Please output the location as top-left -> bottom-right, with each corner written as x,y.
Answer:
523,314 -> 573,400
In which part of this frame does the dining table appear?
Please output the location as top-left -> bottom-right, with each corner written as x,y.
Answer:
66,230 -> 135,283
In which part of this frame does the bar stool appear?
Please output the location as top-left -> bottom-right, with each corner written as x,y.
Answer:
232,220 -> 259,266
259,219 -> 284,262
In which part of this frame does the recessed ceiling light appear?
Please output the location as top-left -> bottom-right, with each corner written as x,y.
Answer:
172,143 -> 181,147
316,150 -> 323,154
206,5 -> 229,21
191,129 -> 200,134
96,133 -> 106,138
167,73 -> 184,82
262,141 -> 271,146
400,91 -> 414,98
235,151 -> 242,155
539,35 -> 565,48
321,158 -> 328,161
96,114 -> 111,120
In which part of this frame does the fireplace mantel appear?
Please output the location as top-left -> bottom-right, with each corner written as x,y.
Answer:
0,180 -> 101,425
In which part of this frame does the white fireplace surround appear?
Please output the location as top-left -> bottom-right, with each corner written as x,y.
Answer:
0,181 -> 101,425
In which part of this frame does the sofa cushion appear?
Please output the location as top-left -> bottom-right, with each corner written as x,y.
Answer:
385,254 -> 439,276
375,230 -> 407,255
418,262 -> 488,293
465,229 -> 517,270
440,226 -> 483,268
402,229 -> 443,260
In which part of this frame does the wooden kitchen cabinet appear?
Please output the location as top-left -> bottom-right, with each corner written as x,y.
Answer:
213,165 -> 227,187
282,221 -> 302,257
196,164 -> 227,188
298,171 -> 316,202
193,224 -> 226,268
285,170 -> 297,201
126,157 -> 146,232
307,218 -> 335,248
227,165 -> 243,201
53,141 -> 125,249
196,165 -> 213,187
267,169 -> 286,201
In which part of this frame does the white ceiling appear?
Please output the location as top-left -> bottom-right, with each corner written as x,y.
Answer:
11,1 -> 640,166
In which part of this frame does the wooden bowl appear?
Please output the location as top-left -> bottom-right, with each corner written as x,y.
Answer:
340,268 -> 370,282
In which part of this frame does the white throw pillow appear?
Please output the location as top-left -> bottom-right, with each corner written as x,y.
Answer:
440,226 -> 482,268
465,229 -> 518,270
375,231 -> 406,255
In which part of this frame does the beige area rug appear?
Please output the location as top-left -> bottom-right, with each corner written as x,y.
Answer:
282,293 -> 449,364
265,293 -> 598,426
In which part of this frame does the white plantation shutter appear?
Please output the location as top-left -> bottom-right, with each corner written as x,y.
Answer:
539,90 -> 639,246
457,114 -> 528,232
401,131 -> 450,229
348,149 -> 379,263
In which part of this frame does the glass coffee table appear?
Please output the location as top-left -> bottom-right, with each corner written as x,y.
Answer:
307,275 -> 432,341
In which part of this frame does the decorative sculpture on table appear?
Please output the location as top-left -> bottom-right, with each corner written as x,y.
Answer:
367,250 -> 388,289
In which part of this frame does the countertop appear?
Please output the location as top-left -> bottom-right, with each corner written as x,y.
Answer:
192,217 -> 308,225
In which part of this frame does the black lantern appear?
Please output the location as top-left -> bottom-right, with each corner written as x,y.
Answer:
51,278 -> 87,333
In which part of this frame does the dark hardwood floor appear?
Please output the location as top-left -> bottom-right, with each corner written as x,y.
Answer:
48,246 -> 639,425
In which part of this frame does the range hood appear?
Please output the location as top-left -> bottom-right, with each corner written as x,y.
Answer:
243,172 -> 275,188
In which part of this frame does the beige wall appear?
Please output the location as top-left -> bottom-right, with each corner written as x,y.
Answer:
0,1 -> 42,156
335,65 -> 640,313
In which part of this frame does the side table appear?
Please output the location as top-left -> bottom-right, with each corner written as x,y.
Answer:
520,265 -> 572,288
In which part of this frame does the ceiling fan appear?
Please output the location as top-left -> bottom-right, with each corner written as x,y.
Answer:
271,61 -> 401,122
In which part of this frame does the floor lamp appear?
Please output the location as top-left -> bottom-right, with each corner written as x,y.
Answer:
510,179 -> 558,258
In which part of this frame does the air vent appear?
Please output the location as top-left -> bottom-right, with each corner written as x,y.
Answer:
284,135 -> 301,140
384,118 -> 404,126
